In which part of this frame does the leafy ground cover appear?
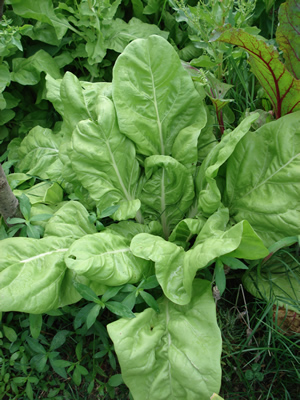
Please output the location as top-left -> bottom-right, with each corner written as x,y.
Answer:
0,0 -> 299,399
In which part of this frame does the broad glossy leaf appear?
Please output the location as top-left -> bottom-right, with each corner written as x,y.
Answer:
65,231 -> 153,286
131,209 -> 268,304
224,111 -> 300,246
113,35 -> 206,167
14,182 -> 63,205
168,217 -> 207,249
0,236 -> 72,313
44,201 -> 97,239
103,17 -> 168,53
10,0 -> 70,40
107,279 -> 222,400
276,0 -> 300,79
11,50 -> 61,85
141,155 -> 195,238
18,126 -> 63,181
214,28 -> 300,118
197,114 -> 258,216
70,97 -> 142,221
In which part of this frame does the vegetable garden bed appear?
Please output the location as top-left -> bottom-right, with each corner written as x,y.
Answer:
0,0 -> 299,399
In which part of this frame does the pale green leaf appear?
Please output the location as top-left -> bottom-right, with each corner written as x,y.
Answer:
113,35 -> 206,167
141,155 -> 195,238
107,279 -> 222,400
44,201 -> 97,239
65,231 -> 153,286
196,113 -> 259,216
0,236 -> 73,313
18,126 -> 63,181
70,97 -> 142,221
224,111 -> 300,246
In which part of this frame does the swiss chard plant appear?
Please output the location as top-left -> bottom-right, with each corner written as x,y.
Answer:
0,34 -> 300,399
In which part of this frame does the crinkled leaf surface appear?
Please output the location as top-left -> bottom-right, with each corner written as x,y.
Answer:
70,97 -> 142,221
14,182 -> 63,205
0,236 -> 72,313
168,217 -> 207,250
224,111 -> 300,246
214,28 -> 300,118
44,201 -> 97,239
103,17 -> 168,53
10,0 -> 70,40
197,114 -> 258,216
276,0 -> 300,79
107,279 -> 222,400
17,126 -> 63,181
131,209 -> 268,304
113,35 -> 206,166
141,155 -> 195,238
11,50 -> 62,85
65,231 -> 153,286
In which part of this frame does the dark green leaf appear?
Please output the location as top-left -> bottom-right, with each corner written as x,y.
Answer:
140,291 -> 160,313
73,365 -> 82,386
29,314 -> 43,339
106,301 -> 136,319
31,353 -> 48,372
219,256 -> 248,270
26,337 -> 46,354
50,330 -> 69,351
73,281 -> 103,304
18,194 -> 31,221
86,304 -> 101,329
102,286 -> 123,303
139,275 -> 159,290
108,374 -> 123,387
215,259 -> 226,296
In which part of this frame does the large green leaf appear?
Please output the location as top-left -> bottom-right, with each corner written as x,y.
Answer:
141,155 -> 195,238
196,114 -> 258,216
224,111 -> 300,246
70,96 -> 142,221
113,35 -> 206,167
0,236 -> 72,313
214,28 -> 300,118
65,231 -> 153,286
44,202 -> 97,239
276,0 -> 300,79
17,126 -> 63,181
107,279 -> 222,400
131,208 -> 268,304
11,50 -> 62,85
10,0 -> 70,40
103,17 -> 168,53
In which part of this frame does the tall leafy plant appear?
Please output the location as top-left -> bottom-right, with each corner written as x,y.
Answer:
1,35 -> 300,398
